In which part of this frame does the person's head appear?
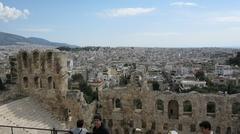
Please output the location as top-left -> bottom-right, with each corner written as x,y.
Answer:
199,121 -> 211,134
93,114 -> 102,128
77,119 -> 84,128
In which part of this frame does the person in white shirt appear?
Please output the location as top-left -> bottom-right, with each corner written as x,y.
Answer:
199,121 -> 213,134
70,119 -> 88,134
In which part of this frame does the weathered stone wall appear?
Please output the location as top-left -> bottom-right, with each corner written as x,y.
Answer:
65,98 -> 96,129
16,50 -> 69,121
99,88 -> 240,134
14,50 -> 240,134
15,50 -> 96,130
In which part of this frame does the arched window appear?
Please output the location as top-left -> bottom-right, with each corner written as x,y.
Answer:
215,126 -> 221,134
168,100 -> 179,119
226,127 -> 231,134
232,102 -> 240,114
141,120 -> 146,128
22,52 -> 28,68
115,98 -> 122,108
33,51 -> 39,67
53,81 -> 56,89
47,52 -> 53,65
48,76 -> 53,89
34,76 -> 39,88
133,99 -> 142,109
40,79 -> 43,88
183,100 -> 192,112
207,102 -> 216,113
156,99 -> 164,111
23,77 -> 28,88
41,58 -> 45,73
151,121 -> 156,130
55,60 -> 61,74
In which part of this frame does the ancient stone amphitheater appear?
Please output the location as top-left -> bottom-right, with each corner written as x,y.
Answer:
0,50 -> 239,134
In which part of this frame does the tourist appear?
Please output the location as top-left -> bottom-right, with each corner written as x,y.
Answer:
92,114 -> 109,134
70,119 -> 88,134
199,121 -> 213,134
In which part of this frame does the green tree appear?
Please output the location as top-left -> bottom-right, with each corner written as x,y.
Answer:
227,52 -> 240,66
70,73 -> 97,104
195,70 -> 205,81
71,73 -> 84,82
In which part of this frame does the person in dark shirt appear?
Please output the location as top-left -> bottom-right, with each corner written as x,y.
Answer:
92,114 -> 109,134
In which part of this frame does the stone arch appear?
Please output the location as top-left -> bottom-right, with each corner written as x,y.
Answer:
215,126 -> 221,134
32,51 -> 40,68
232,102 -> 240,114
47,51 -> 53,65
22,51 -> 28,68
207,102 -> 216,113
133,99 -> 142,109
40,79 -> 43,88
41,56 -> 45,73
151,121 -> 156,130
34,76 -> 39,88
48,76 -> 53,89
141,119 -> 146,128
226,127 -> 231,134
53,81 -> 56,89
23,77 -> 28,88
156,99 -> 164,111
168,100 -> 179,119
183,100 -> 192,112
55,59 -> 61,74
115,98 -> 122,109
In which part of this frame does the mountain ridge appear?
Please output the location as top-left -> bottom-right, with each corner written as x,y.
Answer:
0,32 -> 76,47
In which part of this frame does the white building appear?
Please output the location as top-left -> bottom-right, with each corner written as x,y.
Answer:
215,64 -> 233,76
181,80 -> 206,90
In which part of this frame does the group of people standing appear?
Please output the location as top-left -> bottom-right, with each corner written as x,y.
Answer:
70,114 -> 109,134
70,114 -> 213,134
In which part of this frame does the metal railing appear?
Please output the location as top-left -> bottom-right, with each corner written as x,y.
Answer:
0,125 -> 70,134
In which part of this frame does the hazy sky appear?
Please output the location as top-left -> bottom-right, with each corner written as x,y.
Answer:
1,0 -> 240,47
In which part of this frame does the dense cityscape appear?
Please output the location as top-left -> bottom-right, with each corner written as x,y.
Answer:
1,0 -> 240,134
0,43 -> 240,134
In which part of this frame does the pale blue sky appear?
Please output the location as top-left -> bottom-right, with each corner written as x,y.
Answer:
1,0 -> 240,47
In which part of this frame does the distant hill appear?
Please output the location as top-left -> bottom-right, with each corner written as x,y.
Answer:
0,32 -> 76,47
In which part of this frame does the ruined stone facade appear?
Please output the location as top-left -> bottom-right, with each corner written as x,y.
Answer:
99,87 -> 240,134
14,50 -> 96,128
12,50 -> 240,134
16,50 -> 69,120
17,50 -> 68,92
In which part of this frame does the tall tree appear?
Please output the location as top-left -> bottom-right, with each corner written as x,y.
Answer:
195,70 -> 205,81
